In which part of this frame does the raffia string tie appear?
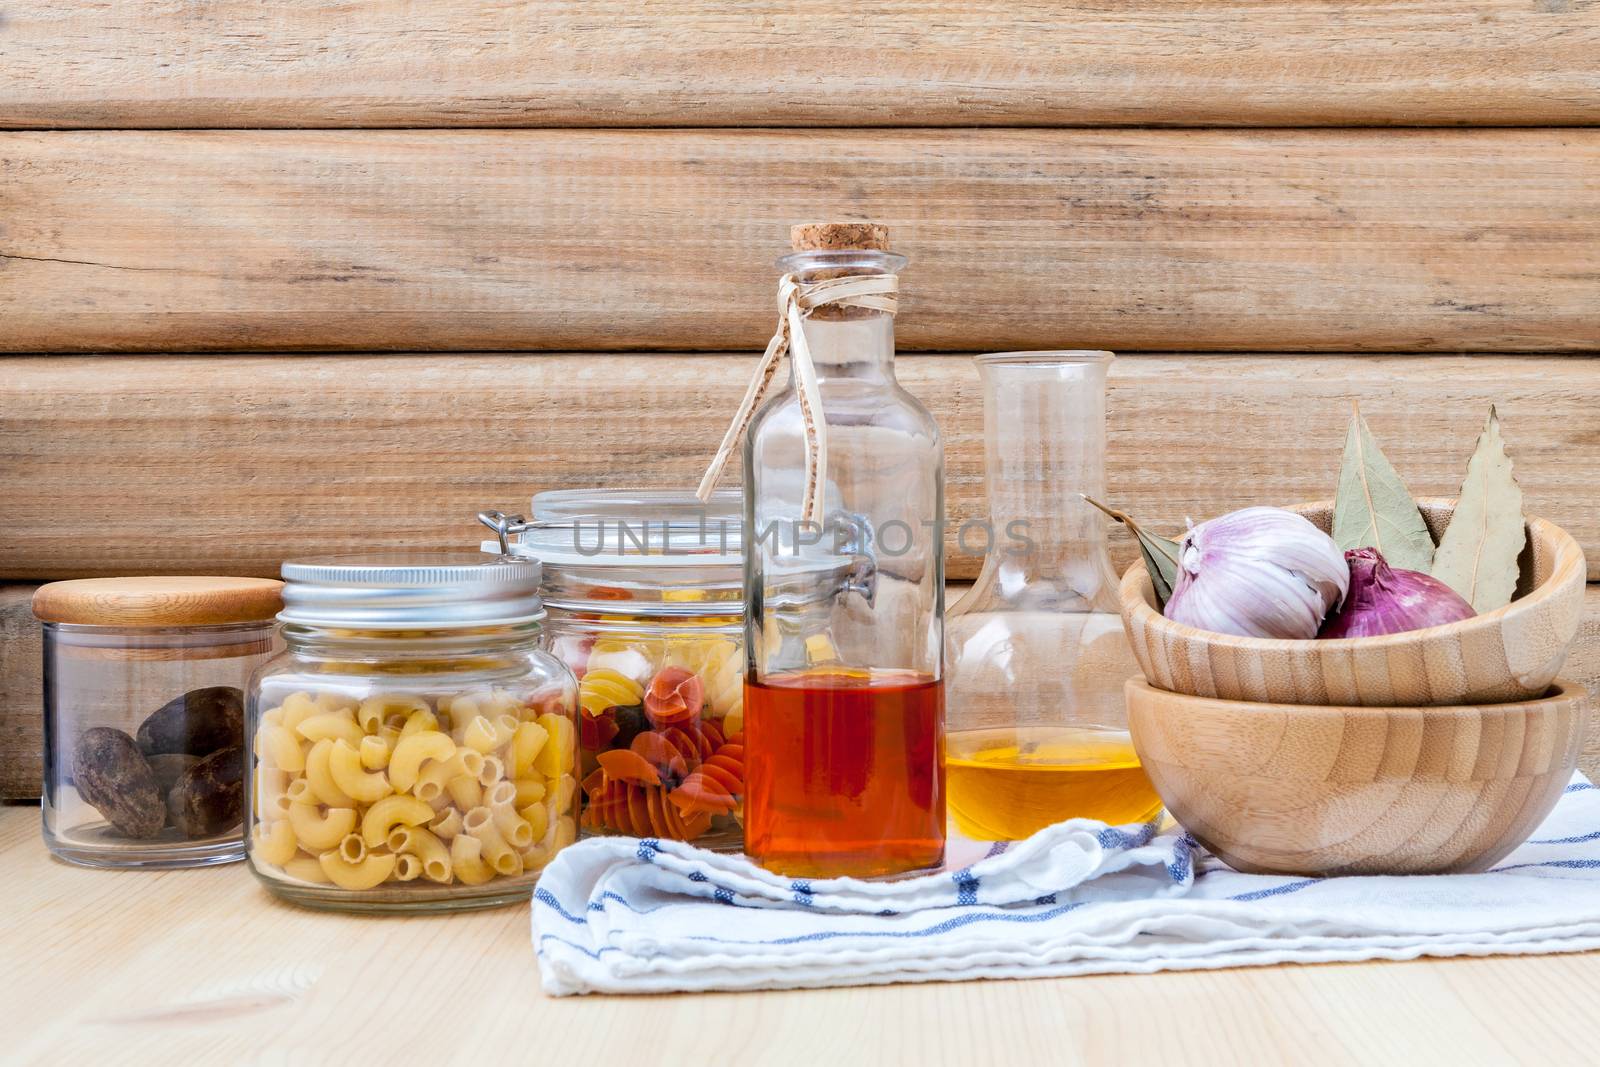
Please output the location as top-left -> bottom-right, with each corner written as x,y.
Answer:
695,272 -> 899,523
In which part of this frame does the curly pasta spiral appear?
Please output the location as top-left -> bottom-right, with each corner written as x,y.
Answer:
579,719 -> 740,842
582,778 -> 713,840
579,668 -> 645,717
671,735 -> 744,816
702,641 -> 743,720
662,636 -> 729,677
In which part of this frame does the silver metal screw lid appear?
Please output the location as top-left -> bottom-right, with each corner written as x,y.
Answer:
278,552 -> 545,629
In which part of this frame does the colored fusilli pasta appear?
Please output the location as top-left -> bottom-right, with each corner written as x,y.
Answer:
578,668 -> 645,717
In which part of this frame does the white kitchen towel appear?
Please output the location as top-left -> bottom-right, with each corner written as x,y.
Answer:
532,775 -> 1600,995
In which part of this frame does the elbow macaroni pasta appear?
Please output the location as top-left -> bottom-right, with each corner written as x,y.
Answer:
296,712 -> 366,748
414,750 -> 483,803
304,739 -> 359,808
532,714 -> 574,779
428,806 -> 463,840
446,774 -> 483,812
278,691 -> 325,733
476,755 -> 505,788
250,686 -> 577,896
388,732 -> 456,793
512,776 -> 547,807
320,847 -> 397,891
359,732 -> 395,771
283,853 -> 332,884
255,723 -> 307,774
461,715 -> 507,755
491,802 -> 534,849
463,807 -> 521,877
449,833 -> 496,886
389,825 -> 452,884
360,794 -> 435,847
519,801 -> 550,843
509,721 -> 550,778
288,802 -> 358,852
357,694 -> 431,734
399,708 -> 440,738
253,819 -> 299,866
328,739 -> 393,803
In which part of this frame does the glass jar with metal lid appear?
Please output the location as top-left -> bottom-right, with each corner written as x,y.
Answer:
245,553 -> 577,912
481,489 -> 746,851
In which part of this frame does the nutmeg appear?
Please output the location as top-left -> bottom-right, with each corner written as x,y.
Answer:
73,727 -> 165,839
137,685 -> 244,757
166,745 -> 245,837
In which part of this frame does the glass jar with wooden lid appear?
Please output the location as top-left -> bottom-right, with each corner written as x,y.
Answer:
33,576 -> 284,868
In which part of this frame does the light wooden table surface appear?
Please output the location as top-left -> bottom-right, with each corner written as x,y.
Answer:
2,805 -> 1594,1066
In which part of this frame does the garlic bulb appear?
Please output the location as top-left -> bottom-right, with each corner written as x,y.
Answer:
1163,507 -> 1350,639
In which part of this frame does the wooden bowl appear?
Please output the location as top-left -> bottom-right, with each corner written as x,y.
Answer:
1119,498 -> 1586,706
1126,677 -> 1590,876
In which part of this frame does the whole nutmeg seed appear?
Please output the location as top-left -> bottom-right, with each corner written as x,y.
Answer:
73,727 -> 165,839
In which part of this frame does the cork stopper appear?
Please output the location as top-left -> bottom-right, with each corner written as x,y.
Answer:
790,222 -> 890,253
787,223 -> 895,319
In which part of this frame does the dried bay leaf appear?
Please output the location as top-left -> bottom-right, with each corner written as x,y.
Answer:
1082,495 -> 1181,607
1431,405 -> 1524,612
1332,403 -> 1435,572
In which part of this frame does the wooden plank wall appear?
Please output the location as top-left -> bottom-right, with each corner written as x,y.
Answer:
3,131 -> 1597,353
2,3 -> 1598,796
4,2 -> 1598,128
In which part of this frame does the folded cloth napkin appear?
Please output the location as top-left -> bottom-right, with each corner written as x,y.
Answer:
532,774 -> 1600,995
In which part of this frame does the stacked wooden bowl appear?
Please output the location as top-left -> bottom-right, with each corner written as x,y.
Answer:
1118,499 -> 1590,876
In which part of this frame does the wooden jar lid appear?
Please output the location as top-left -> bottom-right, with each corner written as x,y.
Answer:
33,577 -> 284,627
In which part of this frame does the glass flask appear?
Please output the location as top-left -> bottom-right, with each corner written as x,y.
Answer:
944,352 -> 1162,840
743,225 -> 946,879
246,553 -> 579,913
484,489 -> 747,851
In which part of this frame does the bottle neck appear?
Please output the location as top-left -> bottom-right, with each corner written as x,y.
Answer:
793,309 -> 896,384
777,248 -> 904,387
970,356 -> 1119,611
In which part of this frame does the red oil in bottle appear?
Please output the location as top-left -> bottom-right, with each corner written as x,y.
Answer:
745,668 -> 945,879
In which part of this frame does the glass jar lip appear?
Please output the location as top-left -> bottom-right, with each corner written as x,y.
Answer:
277,619 -> 546,652
533,487 -> 740,523
537,589 -> 743,617
775,249 -> 908,274
975,350 -> 1115,366
543,606 -> 743,635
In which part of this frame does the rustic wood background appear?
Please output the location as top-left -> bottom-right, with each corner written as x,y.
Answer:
2,2 -> 1598,795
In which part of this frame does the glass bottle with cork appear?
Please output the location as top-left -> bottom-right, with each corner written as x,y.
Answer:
944,352 -> 1162,840
699,222 -> 946,878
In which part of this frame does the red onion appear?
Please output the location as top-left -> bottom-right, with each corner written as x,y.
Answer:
1318,548 -> 1475,639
